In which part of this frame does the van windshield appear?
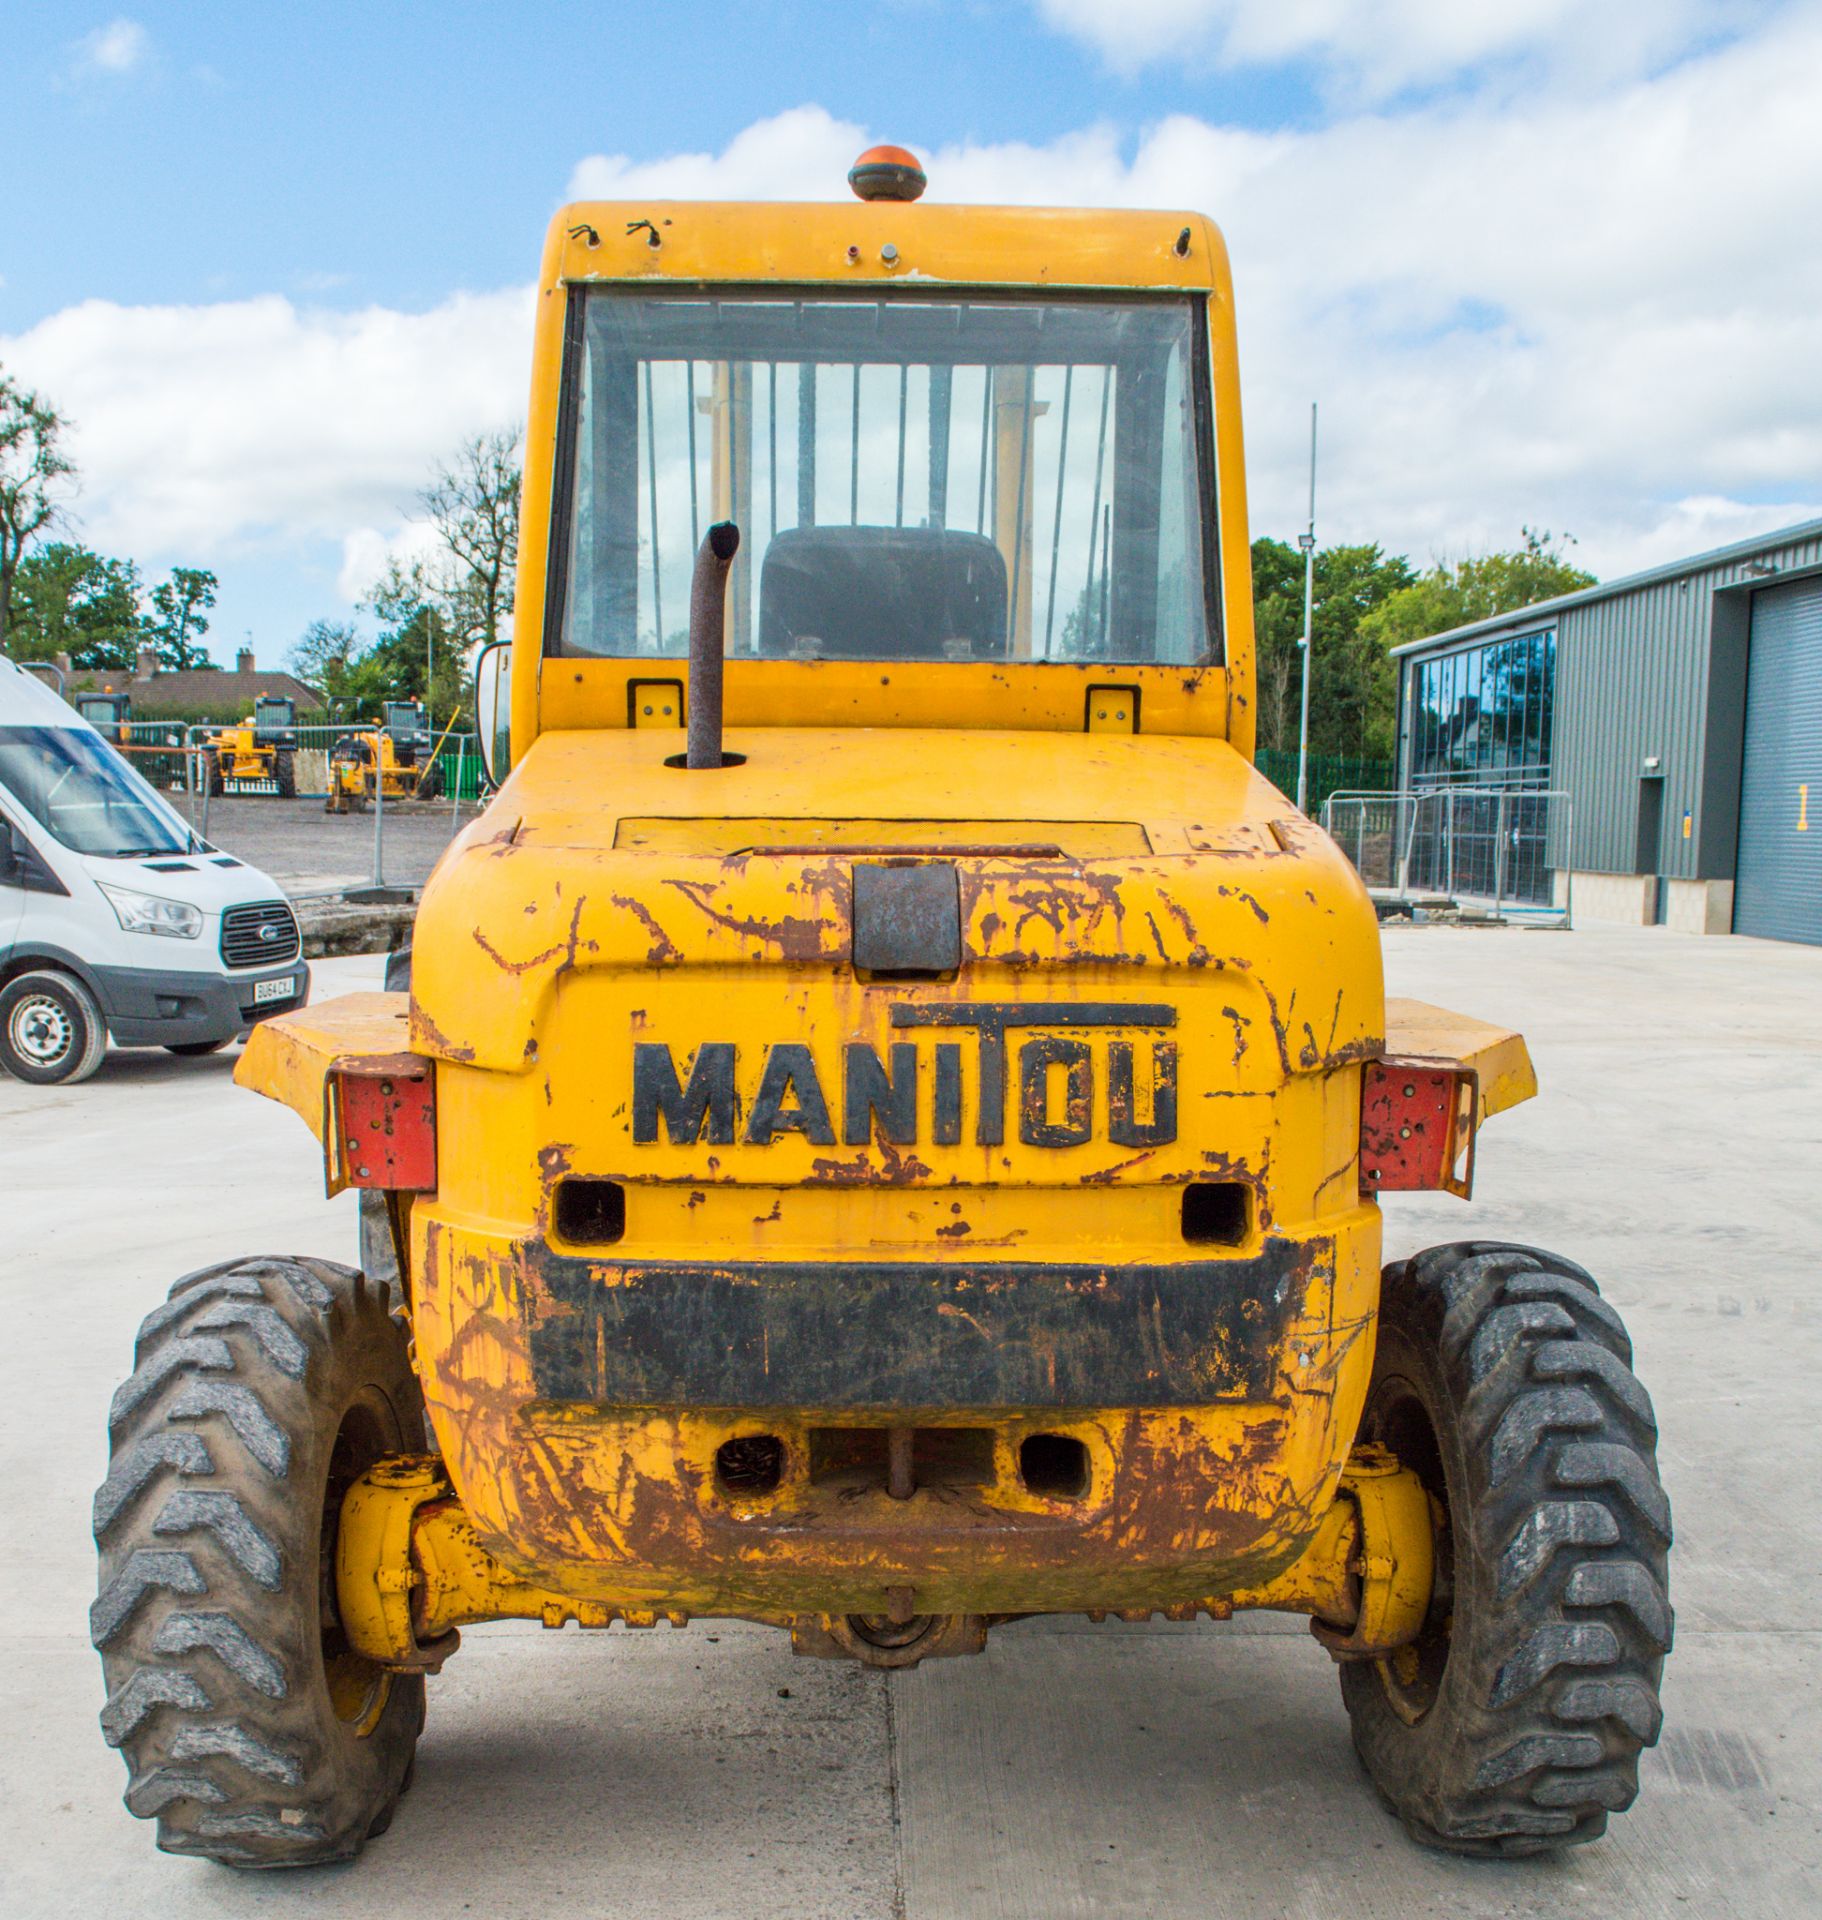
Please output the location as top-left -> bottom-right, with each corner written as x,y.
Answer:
551,288 -> 1218,666
0,726 -> 191,857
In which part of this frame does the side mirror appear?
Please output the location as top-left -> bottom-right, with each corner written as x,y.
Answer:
0,824 -> 20,888
473,641 -> 512,791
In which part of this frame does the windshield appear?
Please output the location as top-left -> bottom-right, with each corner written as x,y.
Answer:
0,726 -> 191,857
551,289 -> 1218,665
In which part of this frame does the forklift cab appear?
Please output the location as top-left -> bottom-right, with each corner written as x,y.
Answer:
382,701 -> 430,761
252,697 -> 298,747
75,693 -> 131,741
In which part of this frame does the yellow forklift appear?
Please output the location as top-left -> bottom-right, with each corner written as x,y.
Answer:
324,699 -> 445,812
198,695 -> 299,796
91,147 -> 1669,1869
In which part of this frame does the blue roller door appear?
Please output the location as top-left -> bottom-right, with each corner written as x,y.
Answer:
1735,579 -> 1822,943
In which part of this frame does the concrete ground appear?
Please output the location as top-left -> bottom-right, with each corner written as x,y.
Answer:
172,796 -> 483,898
2,924 -> 1816,1918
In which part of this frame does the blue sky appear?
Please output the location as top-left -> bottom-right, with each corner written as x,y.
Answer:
5,2 -> 1319,327
5,2 -> 1820,666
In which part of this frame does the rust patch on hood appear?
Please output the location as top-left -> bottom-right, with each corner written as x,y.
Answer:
473,894 -> 597,978
609,893 -> 684,967
409,999 -> 477,1064
662,869 -> 848,963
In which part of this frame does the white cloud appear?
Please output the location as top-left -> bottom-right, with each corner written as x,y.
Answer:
71,18 -> 151,79
567,105 -> 868,202
1,288 -> 531,586
559,30 -> 1822,578
7,11 -> 1821,620
1032,0 -> 1782,97
336,518 -> 443,606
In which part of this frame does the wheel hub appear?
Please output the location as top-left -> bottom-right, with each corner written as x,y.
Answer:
10,994 -> 72,1066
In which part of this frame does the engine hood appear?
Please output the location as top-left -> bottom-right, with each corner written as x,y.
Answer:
409,725 -> 1384,1084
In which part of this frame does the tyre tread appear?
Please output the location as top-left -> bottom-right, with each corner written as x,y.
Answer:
93,1254 -> 423,1867
1342,1242 -> 1671,1857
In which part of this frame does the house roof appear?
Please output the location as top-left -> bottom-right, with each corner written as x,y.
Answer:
1387,513 -> 1822,658
76,668 -> 324,714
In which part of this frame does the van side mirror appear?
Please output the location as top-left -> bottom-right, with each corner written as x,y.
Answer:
473,642 -> 512,791
0,824 -> 20,887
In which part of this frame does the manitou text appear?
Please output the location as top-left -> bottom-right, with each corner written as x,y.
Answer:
632,1002 -> 1180,1149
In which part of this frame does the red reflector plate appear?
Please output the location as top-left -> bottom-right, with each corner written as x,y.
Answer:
333,1057 -> 436,1192
1359,1057 -> 1476,1198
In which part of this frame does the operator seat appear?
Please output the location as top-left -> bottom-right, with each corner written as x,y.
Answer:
757,525 -> 1009,660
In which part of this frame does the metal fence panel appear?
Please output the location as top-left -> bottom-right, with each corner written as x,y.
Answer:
1322,788 -> 1574,925
1255,749 -> 1396,818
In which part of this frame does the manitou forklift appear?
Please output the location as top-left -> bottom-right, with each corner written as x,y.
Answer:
93,146 -> 1669,1869
324,700 -> 443,812
198,696 -> 299,796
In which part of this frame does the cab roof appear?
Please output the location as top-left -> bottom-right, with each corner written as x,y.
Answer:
539,201 -> 1233,302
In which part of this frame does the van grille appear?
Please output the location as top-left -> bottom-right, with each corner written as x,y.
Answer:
221,901 -> 301,969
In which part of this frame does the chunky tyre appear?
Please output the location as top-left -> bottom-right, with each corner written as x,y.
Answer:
0,967 -> 107,1084
203,750 -> 225,796
1341,1243 -> 1671,1856
414,761 -> 444,801
272,751 -> 297,799
92,1257 -> 425,1867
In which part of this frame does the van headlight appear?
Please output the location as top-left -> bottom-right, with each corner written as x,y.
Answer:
96,883 -> 204,940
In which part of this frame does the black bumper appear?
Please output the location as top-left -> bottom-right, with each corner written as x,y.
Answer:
528,1241 -> 1311,1411
91,959 -> 310,1047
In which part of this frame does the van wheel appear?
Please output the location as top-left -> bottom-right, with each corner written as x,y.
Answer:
0,969 -> 108,1084
166,1039 -> 233,1058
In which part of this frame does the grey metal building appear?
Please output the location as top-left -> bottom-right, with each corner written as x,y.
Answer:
1390,517 -> 1822,943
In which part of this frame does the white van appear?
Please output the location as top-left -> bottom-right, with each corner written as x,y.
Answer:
0,656 -> 310,1084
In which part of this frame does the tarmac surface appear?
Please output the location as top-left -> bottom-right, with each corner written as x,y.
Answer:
2,923 -> 1817,1918
172,795 -> 482,898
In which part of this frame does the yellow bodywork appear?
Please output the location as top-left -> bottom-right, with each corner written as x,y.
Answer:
204,718 -> 283,784
512,201 -> 1254,761
332,1445 -> 1431,1665
239,188 -> 1537,1650
1385,997 -> 1538,1122
326,729 -> 431,809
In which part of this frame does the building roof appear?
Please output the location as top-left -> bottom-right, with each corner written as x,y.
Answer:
76,667 -> 324,714
1388,513 -> 1822,659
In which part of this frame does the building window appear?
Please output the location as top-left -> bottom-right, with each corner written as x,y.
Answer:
1411,628 -> 1555,786
1406,629 -> 1558,903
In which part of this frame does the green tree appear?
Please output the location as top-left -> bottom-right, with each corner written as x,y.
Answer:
143,566 -> 217,669
288,618 -> 383,717
420,427 -> 520,656
287,427 -> 520,726
0,370 -> 76,655
1360,529 -> 1595,655
8,542 -> 146,669
364,560 -> 466,724
1250,539 -> 1415,758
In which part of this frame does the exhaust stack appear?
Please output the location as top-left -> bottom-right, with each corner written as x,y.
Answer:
686,522 -> 741,769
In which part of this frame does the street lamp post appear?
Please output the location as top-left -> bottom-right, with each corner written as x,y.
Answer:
1295,402 -> 1318,816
